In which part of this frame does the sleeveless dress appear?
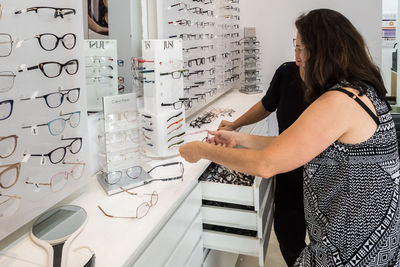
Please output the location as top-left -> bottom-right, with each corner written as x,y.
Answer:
295,84 -> 400,266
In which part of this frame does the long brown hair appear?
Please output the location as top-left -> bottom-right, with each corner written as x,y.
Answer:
295,9 -> 386,103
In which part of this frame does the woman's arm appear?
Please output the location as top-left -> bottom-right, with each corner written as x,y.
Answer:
180,91 -> 355,178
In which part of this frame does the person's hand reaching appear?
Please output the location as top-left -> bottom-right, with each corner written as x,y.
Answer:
218,120 -> 235,131
207,130 -> 239,148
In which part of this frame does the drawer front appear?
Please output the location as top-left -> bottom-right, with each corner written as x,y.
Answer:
201,181 -> 254,206
184,238 -> 204,267
257,178 -> 274,238
202,205 -> 257,230
164,212 -> 203,267
258,206 -> 274,267
254,177 -> 272,212
203,230 -> 259,257
133,184 -> 202,267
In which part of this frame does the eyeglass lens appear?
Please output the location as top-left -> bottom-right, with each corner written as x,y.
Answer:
0,163 -> 20,189
0,71 -> 15,92
0,33 -> 12,57
0,135 -> 17,158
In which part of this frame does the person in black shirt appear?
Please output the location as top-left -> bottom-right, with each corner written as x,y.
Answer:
218,62 -> 308,266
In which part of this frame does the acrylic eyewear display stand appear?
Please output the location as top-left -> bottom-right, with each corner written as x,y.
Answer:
0,0 -> 89,241
85,39 -> 118,112
140,39 -> 186,158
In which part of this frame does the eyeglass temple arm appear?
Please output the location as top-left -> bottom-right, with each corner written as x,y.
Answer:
147,162 -> 183,174
18,65 -> 38,72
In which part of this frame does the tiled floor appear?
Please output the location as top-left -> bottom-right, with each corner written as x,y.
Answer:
235,227 -> 286,267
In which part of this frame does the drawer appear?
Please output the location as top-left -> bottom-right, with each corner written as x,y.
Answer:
203,229 -> 268,260
202,205 -> 257,230
164,212 -> 203,267
201,176 -> 271,209
132,184 -> 202,267
184,238 -> 204,267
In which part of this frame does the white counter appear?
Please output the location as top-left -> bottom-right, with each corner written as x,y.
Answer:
0,89 -> 265,267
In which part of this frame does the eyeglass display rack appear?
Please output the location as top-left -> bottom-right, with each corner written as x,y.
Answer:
85,39 -> 119,112
147,0 -> 242,118
140,39 -> 186,158
240,27 -> 263,94
0,0 -> 89,241
97,93 -> 148,195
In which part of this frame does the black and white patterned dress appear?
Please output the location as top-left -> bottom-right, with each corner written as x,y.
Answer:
295,84 -> 400,266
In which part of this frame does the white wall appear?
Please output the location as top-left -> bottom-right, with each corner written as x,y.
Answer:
239,0 -> 382,86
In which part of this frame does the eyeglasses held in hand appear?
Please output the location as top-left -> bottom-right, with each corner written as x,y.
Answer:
0,99 -> 13,121
14,7 -> 76,19
0,135 -> 18,159
0,33 -> 13,57
33,33 -> 76,51
0,70 -> 16,92
0,193 -> 22,217
25,161 -> 85,192
22,111 -> 81,136
98,190 -> 158,219
19,59 -> 79,78
20,88 -> 80,108
0,163 -> 21,189
160,69 -> 189,79
26,137 -> 82,164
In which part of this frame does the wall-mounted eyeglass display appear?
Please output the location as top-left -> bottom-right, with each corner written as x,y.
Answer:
14,7 -> 76,19
0,135 -> 18,159
22,111 -> 81,136
0,194 -> 21,217
0,162 -> 21,189
18,59 -> 79,78
26,137 -> 82,164
0,99 -> 13,121
0,70 -> 16,92
98,191 -> 158,219
25,161 -> 85,192
20,88 -> 80,108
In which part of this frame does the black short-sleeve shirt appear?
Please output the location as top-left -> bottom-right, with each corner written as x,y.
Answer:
262,62 -> 307,134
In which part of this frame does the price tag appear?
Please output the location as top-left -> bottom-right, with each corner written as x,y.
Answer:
31,125 -> 38,135
21,153 -> 30,163
18,63 -> 27,72
40,155 -> 46,165
16,39 -> 24,49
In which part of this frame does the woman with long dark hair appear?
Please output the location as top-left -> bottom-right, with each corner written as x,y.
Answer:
180,9 -> 400,266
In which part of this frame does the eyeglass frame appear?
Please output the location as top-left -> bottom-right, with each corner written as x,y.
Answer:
0,33 -> 13,57
0,162 -> 21,189
19,59 -> 79,78
27,137 -> 82,164
0,99 -> 13,121
98,190 -> 158,219
35,33 -> 77,51
14,7 -> 76,19
20,88 -> 80,108
0,135 -> 18,159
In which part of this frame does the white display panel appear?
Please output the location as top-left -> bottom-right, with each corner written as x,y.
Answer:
0,0 -> 88,240
85,39 -> 118,112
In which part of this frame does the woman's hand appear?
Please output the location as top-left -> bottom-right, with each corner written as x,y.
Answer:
179,141 -> 203,163
218,120 -> 235,131
207,130 -> 239,147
